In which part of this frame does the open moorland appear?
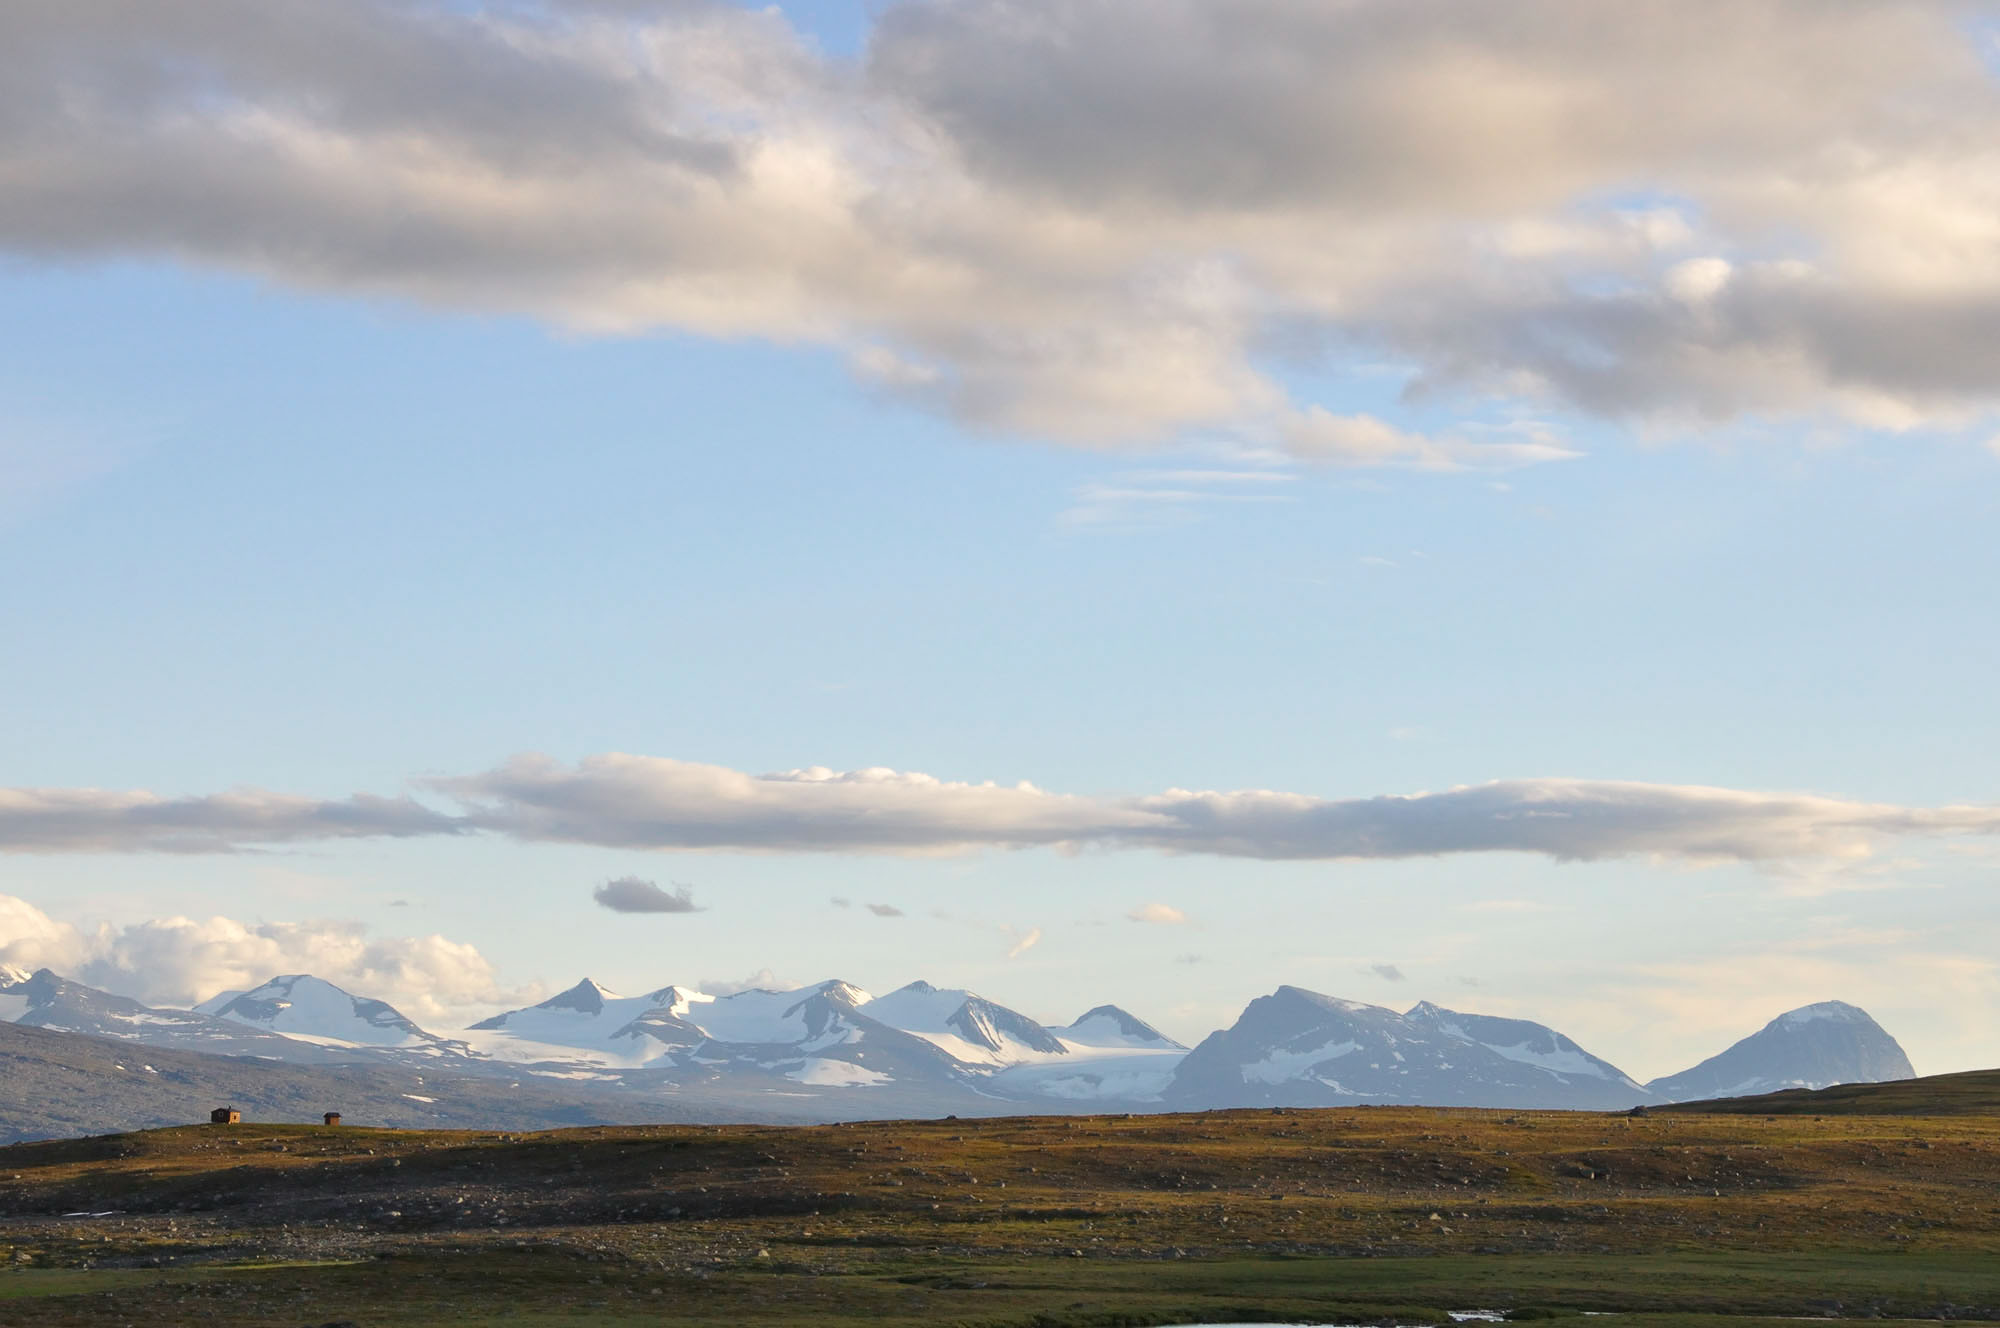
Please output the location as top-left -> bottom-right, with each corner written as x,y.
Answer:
4,1076 -> 2000,1326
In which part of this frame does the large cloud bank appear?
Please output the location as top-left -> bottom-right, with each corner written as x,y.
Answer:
0,894 -> 529,1019
5,1 -> 1999,449
5,754 -> 2000,865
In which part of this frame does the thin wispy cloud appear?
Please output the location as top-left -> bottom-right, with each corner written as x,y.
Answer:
1061,467 -> 1298,529
866,902 -> 905,918
0,787 -> 460,854
8,753 -> 2000,867
1128,903 -> 1189,925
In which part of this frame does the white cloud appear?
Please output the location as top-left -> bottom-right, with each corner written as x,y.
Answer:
433,753 -> 1151,853
1127,902 -> 1188,925
0,894 -> 532,1022
699,968 -> 792,997
1007,926 -> 1043,959
1,1 -> 1997,448
1282,410 -> 1580,471
10,755 -> 2000,867
437,755 -> 2000,865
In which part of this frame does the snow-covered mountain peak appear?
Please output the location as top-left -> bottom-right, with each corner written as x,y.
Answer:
1402,1000 -> 1641,1088
1778,1000 -> 1868,1026
862,982 -> 1069,1066
538,978 -> 623,1015
0,964 -> 31,988
1272,985 -> 1384,1017
203,974 -> 453,1052
816,980 -> 871,1007
1647,1000 -> 1912,1102
1054,1005 -> 1186,1051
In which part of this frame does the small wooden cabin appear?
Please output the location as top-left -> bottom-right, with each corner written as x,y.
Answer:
210,1107 -> 241,1125
323,1112 -> 342,1127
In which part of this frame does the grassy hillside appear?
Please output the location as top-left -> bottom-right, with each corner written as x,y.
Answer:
1668,1069 -> 2000,1116
5,1101 -> 2000,1324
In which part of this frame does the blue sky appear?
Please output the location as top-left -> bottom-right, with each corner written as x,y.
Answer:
3,0 -> 2000,1079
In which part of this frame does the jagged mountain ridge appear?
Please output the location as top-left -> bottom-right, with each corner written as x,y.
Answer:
0,966 -> 1918,1121
1162,987 -> 1652,1111
0,968 -> 368,1065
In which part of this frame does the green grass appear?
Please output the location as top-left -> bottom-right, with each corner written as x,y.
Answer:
9,1102 -> 2000,1325
7,1249 -> 2000,1327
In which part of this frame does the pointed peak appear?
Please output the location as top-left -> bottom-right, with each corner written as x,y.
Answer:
1060,1004 -> 1186,1049
898,979 -> 939,995
538,978 -> 618,1014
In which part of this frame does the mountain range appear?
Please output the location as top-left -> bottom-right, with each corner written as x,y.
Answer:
0,965 -> 1916,1142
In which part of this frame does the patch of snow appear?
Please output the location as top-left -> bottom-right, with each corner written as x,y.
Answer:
862,982 -> 1066,1068
1479,1042 -> 1617,1080
786,1058 -> 891,1087
1241,1039 -> 1361,1085
210,975 -> 443,1049
193,989 -> 246,1015
997,1052 -> 1183,1101
1052,1006 -> 1185,1051
402,1093 -> 437,1103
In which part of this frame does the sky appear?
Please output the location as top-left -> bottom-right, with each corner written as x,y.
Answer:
3,0 -> 2000,1082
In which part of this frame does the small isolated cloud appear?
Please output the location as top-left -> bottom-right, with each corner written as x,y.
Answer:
1174,952 -> 1204,966
1007,927 -> 1043,959
1371,963 -> 1407,982
866,903 -> 905,917
592,877 -> 701,915
387,899 -> 411,908
700,969 -> 789,997
1128,902 -> 1188,925
830,896 -> 851,909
